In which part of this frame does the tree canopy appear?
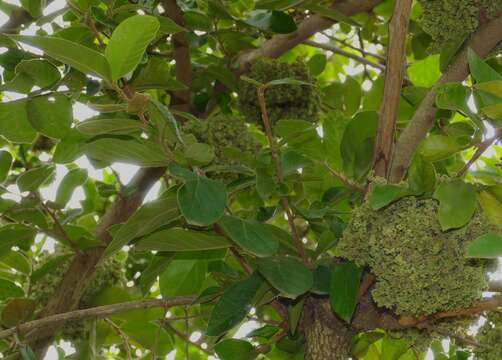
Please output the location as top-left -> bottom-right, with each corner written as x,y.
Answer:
0,0 -> 502,359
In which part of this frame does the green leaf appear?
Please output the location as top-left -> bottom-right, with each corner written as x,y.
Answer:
266,77 -> 311,87
368,183 -> 408,210
301,1 -> 360,27
465,232 -> 502,258
177,176 -> 226,226
478,190 -> 502,227
0,224 -> 36,254
433,180 -> 476,231
10,35 -> 111,81
215,339 -> 257,360
330,261 -> 362,323
17,165 -> 55,193
55,168 -> 88,206
419,134 -> 470,162
467,48 -> 502,83
257,256 -> 313,298
0,279 -> 24,301
27,94 -> 73,139
407,54 -> 441,87
82,138 -> 170,167
104,194 -> 180,257
0,100 -> 37,144
1,298 -> 35,327
245,10 -> 297,34
76,118 -> 144,136
307,54 -> 327,76
135,228 -> 231,252
481,104 -> 502,121
20,0 -> 43,17
475,80 -> 502,98
218,215 -> 279,257
0,150 -> 12,183
156,15 -> 186,34
435,83 -> 471,114
159,258 -> 207,297
207,273 -> 263,336
0,59 -> 60,93
183,142 -> 215,166
105,15 -> 160,80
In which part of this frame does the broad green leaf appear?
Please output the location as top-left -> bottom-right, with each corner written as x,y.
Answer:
104,194 -> 180,257
478,190 -> 502,227
55,168 -> 88,206
467,48 -> 502,83
131,57 -> 188,91
330,261 -> 362,323
0,250 -> 31,274
380,335 -> 410,360
121,321 -> 173,356
465,233 -> 502,258
0,100 -> 37,144
215,339 -> 257,360
368,183 -> 408,210
183,142 -> 215,166
407,54 -> 441,87
17,165 -> 55,193
0,224 -> 36,254
433,180 -> 476,231
207,273 -> 263,336
20,0 -> 43,17
156,15 -> 186,34
159,258 -> 207,297
419,134 -> 470,162
475,80 -> 502,98
307,54 -> 327,76
257,256 -> 313,298
0,279 -> 24,301
27,94 -> 72,139
407,155 -> 436,195
245,10 -> 297,34
135,228 -> 231,252
481,104 -> 502,121
435,83 -> 471,114
105,15 -> 160,80
1,59 -> 60,93
82,138 -> 170,167
10,35 -> 111,81
177,176 -> 226,226
218,215 -> 279,257
76,118 -> 144,136
1,298 -> 35,327
0,151 -> 12,183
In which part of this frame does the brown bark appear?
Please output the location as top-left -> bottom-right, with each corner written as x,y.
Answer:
303,298 -> 354,360
389,14 -> 502,183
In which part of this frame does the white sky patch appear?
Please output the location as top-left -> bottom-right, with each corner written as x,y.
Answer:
233,320 -> 260,339
73,102 -> 99,121
111,163 -> 140,185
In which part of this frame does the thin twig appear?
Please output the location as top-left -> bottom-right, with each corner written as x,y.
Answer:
457,128 -> 502,177
104,318 -> 133,360
163,322 -> 213,355
372,0 -> 412,178
256,86 -> 308,265
323,32 -> 387,62
322,162 -> 366,193
0,297 -> 196,340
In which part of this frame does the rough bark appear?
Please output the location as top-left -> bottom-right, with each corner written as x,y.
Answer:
303,298 -> 354,360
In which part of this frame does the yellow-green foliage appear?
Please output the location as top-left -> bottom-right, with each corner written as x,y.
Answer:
475,312 -> 502,360
337,197 -> 490,317
238,59 -> 320,124
30,249 -> 125,339
183,114 -> 260,168
419,0 -> 502,50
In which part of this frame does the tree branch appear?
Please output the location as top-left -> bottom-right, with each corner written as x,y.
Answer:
457,128 -> 502,177
0,297 -> 195,341
389,14 -> 502,183
372,0 -> 412,178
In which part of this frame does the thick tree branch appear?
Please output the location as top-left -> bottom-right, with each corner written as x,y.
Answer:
0,297 -> 195,341
160,0 -> 193,113
389,14 -> 502,183
372,0 -> 412,178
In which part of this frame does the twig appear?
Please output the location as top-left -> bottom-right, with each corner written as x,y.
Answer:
398,297 -> 502,328
323,161 -> 366,193
256,86 -> 308,265
372,0 -> 412,178
163,322 -> 213,356
304,40 -> 386,73
457,128 -> 502,177
104,318 -> 132,360
0,297 -> 196,340
323,32 -> 387,62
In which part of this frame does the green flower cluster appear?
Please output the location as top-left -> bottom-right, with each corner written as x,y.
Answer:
238,59 -> 320,124
30,249 -> 125,339
183,114 -> 260,177
419,0 -> 502,51
475,312 -> 502,359
337,197 -> 490,317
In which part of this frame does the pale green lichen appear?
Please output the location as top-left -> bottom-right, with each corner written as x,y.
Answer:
418,0 -> 502,51
474,312 -> 502,360
238,59 -> 320,124
337,197 -> 491,317
30,248 -> 125,339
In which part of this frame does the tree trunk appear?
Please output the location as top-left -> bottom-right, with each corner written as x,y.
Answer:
302,297 -> 354,360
